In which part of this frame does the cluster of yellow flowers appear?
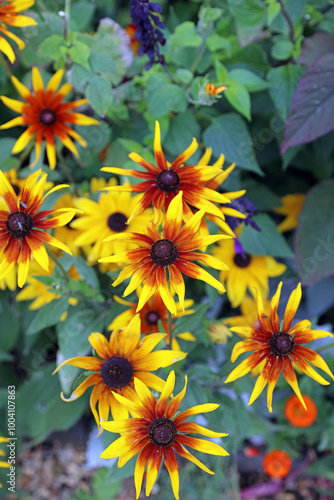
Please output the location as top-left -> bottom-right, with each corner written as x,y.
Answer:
0,3 -> 332,497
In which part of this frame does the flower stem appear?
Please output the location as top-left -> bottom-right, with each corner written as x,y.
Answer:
63,0 -> 71,38
0,52 -> 12,80
48,251 -> 69,283
277,0 -> 295,42
57,150 -> 79,196
316,341 -> 334,353
167,309 -> 174,349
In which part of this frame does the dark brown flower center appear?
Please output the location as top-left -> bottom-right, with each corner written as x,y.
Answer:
269,332 -> 294,357
148,417 -> 177,447
11,183 -> 20,196
234,253 -> 251,268
100,356 -> 133,389
39,108 -> 57,126
6,211 -> 33,238
107,212 -> 127,232
150,239 -> 178,266
156,169 -> 180,192
146,310 -> 160,325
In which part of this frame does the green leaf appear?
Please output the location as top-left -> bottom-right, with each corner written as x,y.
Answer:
202,113 -> 263,175
68,42 -> 91,69
239,214 -> 293,258
86,75 -> 113,114
267,64 -> 306,120
271,39 -> 294,60
173,302 -> 209,335
37,34 -> 63,62
228,68 -> 269,92
224,80 -> 251,120
27,296 -> 69,336
16,363 -> 87,443
70,64 -> 93,92
168,21 -> 202,50
214,59 -> 229,82
227,0 -> 266,42
295,180 -> 334,284
164,111 -> 201,160
267,1 -> 281,25
70,1 -> 95,31
147,84 -> 187,117
0,138 -> 17,159
0,299 -> 20,352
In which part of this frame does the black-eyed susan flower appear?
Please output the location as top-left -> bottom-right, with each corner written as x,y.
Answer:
225,282 -> 334,412
274,194 -> 306,233
101,121 -> 232,223
109,291 -> 196,350
100,371 -> 229,500
223,294 -> 271,330
284,394 -> 318,427
212,236 -> 286,308
0,67 -> 99,170
0,169 -> 76,287
262,449 -> 292,479
0,0 -> 37,63
72,189 -> 153,265
99,191 -> 229,315
53,315 -> 186,434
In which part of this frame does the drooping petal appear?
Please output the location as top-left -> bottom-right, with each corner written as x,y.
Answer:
173,441 -> 214,474
225,349 -> 270,384
176,435 -> 229,456
134,442 -> 156,499
283,283 -> 302,332
176,422 -> 228,438
282,357 -> 306,410
248,354 -> 276,406
163,447 -> 180,500
53,356 -> 103,374
145,446 -> 163,496
267,357 -> 283,413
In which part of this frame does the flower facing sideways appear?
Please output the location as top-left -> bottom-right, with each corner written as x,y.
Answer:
225,282 -> 334,412
0,67 -> 99,170
100,371 -> 229,500
99,191 -> 229,315
0,0 -> 37,63
0,169 -> 76,287
53,315 -> 186,435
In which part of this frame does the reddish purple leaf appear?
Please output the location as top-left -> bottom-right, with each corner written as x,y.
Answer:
298,32 -> 334,67
281,51 -> 334,153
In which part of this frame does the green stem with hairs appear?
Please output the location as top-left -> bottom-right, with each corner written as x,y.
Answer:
0,52 -> 12,80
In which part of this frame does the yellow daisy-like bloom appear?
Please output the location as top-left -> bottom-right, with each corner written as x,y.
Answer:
0,437 -> 10,487
0,67 -> 99,170
225,282 -> 334,412
72,189 -> 153,265
274,194 -> 306,233
212,236 -> 286,308
0,0 -> 37,63
16,260 -> 78,319
100,371 -> 229,500
0,169 -> 76,287
101,121 -> 233,223
223,295 -> 271,330
53,315 -> 187,434
109,291 -> 196,350
208,323 -> 233,344
99,191 -> 230,315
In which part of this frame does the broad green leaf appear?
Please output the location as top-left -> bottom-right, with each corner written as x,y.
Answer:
70,1 -> 95,31
173,302 -> 209,335
168,21 -> 202,51
224,80 -> 251,120
227,0 -> 266,42
295,180 -> 334,284
147,84 -> 187,117
68,42 -> 91,69
27,296 -> 69,336
214,59 -> 229,82
267,1 -> 281,24
37,34 -> 63,62
239,214 -> 293,258
267,64 -> 306,120
86,75 -> 113,114
271,39 -> 294,60
202,113 -> 263,175
228,68 -> 269,92
164,111 -> 201,159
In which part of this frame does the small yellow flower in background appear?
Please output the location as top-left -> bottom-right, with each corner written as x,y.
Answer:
212,235 -> 286,308
274,194 -> 306,233
0,0 -> 37,63
99,191 -> 230,315
205,83 -> 227,96
72,189 -> 153,265
208,322 -> 233,344
225,282 -> 334,412
101,120 -> 232,223
223,294 -> 271,330
0,67 -> 99,169
110,291 -> 196,350
16,259 -> 79,320
0,169 -> 76,287
53,315 -> 187,434
100,371 -> 229,500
